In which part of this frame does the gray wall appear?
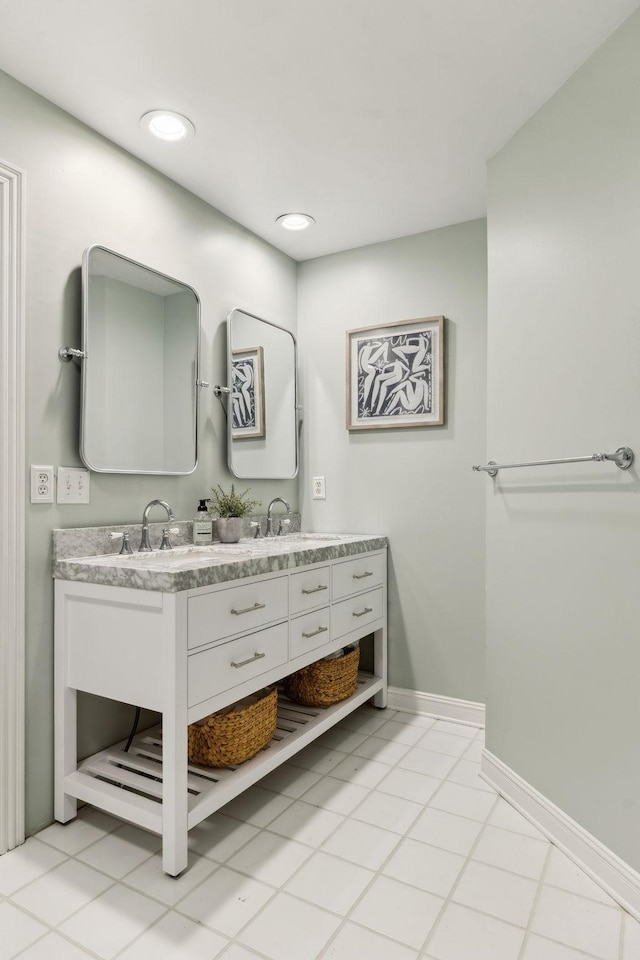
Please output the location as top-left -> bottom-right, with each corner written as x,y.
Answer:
0,69 -> 298,835
486,10 -> 640,869
297,220 -> 488,702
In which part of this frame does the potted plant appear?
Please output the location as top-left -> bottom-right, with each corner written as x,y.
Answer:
209,484 -> 261,543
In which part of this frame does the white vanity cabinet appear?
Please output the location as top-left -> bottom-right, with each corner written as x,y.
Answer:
54,540 -> 387,876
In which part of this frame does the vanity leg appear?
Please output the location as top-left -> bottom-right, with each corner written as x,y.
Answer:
54,584 -> 78,822
372,624 -> 388,708
161,596 -> 189,877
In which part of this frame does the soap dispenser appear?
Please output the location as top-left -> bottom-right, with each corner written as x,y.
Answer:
193,499 -> 213,545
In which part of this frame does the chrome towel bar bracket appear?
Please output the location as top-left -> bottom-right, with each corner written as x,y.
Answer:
473,446 -> 634,478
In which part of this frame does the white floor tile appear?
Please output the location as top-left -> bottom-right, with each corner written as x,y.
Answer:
429,781 -> 496,822
350,874 -> 443,948
545,847 -> 616,905
123,851 -> 217,905
375,719 -> 427,746
330,753 -> 390,788
393,711 -> 437,730
0,838 -> 66,896
472,824 -> 549,880
302,774 -> 369,814
417,730 -> 470,758
462,739 -> 485,762
531,885 -> 622,959
522,932 -> 601,959
14,931 -> 95,959
352,735 -> 411,765
220,786 -> 294,827
397,746 -> 458,780
238,891 -> 341,960
446,759 -> 495,792
317,728 -> 367,752
76,823 -> 160,879
487,797 -> 545,839
226,830 -> 312,886
289,743 -> 349,774
376,766 -> 440,804
318,920 -> 419,960
258,764 -> 322,798
268,800 -> 344,847
117,911 -> 228,959
623,912 -> 640,959
284,850 -> 374,913
453,860 -> 538,927
352,789 -> 423,834
58,884 -> 166,959
188,812 -> 259,862
430,720 -> 478,739
338,707 -> 396,736
11,858 -> 113,925
408,807 -> 483,856
0,902 -> 48,960
383,837 -> 465,897
177,865 -> 274,937
35,808 -> 120,856
321,818 -> 401,870
426,902 -> 525,960
218,946 -> 264,960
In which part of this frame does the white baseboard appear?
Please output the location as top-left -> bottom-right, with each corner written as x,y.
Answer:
387,686 -> 485,727
481,749 -> 640,921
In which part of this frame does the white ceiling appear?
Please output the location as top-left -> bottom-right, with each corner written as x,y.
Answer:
0,0 -> 638,261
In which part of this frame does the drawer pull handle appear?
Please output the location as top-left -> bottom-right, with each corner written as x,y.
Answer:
301,585 -> 328,595
353,571 -> 373,580
301,625 -> 329,639
231,602 -> 266,616
231,651 -> 266,668
353,607 -> 373,618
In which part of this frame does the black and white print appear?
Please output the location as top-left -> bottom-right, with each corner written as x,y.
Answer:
231,346 -> 265,439
347,316 -> 444,430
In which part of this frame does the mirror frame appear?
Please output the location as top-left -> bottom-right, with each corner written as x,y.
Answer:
226,307 -> 300,480
80,244 -> 202,475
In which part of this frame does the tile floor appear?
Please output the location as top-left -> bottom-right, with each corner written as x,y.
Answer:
1,707 -> 639,959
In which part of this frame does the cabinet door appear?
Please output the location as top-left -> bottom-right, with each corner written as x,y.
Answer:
332,587 -> 384,640
290,606 -> 331,659
188,576 -> 288,649
332,553 -> 385,601
290,565 -> 331,615
188,622 -> 288,707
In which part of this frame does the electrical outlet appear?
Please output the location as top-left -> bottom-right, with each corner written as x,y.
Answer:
57,467 -> 91,504
312,476 -> 326,499
31,465 -> 54,503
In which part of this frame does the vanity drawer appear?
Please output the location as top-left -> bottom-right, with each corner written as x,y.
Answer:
290,606 -> 331,659
332,553 -> 385,601
188,622 -> 288,707
188,576 -> 288,649
290,565 -> 331,615
332,587 -> 383,640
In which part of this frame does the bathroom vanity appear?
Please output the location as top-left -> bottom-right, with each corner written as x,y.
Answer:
54,531 -> 387,875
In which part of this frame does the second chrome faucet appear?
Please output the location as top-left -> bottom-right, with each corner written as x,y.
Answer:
266,497 -> 290,537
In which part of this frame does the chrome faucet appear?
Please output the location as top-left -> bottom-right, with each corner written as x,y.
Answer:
266,497 -> 290,537
139,499 -> 175,552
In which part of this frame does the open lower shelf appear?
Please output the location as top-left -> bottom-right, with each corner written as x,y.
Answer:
65,672 -> 383,834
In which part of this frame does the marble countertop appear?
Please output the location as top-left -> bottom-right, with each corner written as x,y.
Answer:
53,532 -> 388,593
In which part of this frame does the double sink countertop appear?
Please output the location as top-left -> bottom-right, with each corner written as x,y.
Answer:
53,529 -> 388,593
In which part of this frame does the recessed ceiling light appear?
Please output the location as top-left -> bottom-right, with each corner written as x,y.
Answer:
276,213 -> 315,231
140,110 -> 195,142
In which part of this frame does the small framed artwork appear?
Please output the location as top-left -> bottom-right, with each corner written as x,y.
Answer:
231,346 -> 265,439
346,316 -> 444,430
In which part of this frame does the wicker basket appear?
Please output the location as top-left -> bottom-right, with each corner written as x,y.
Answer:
188,687 -> 277,767
284,647 -> 360,707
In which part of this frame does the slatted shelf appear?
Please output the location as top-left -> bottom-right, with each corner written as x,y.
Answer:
70,672 -> 383,833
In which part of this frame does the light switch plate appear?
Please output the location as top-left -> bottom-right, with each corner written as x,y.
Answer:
57,466 -> 91,504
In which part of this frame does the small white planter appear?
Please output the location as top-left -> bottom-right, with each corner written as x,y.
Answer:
215,517 -> 243,543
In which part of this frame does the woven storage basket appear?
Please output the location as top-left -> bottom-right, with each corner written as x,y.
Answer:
284,647 -> 360,707
188,687 -> 277,767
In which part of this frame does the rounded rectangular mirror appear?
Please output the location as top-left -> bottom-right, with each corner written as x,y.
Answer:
227,307 -> 299,479
81,245 -> 200,474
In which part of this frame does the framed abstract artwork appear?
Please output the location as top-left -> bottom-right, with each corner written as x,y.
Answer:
231,346 -> 265,439
346,316 -> 444,430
